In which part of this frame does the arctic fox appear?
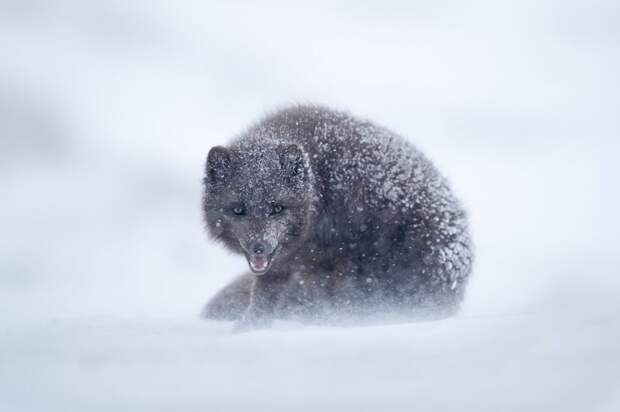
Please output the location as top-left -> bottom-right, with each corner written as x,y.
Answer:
202,105 -> 473,330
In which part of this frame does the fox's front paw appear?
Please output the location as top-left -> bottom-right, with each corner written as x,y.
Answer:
232,314 -> 272,333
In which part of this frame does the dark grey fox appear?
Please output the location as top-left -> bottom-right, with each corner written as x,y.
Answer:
202,105 -> 473,330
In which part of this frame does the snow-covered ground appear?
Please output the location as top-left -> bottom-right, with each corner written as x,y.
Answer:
1,1 -> 619,410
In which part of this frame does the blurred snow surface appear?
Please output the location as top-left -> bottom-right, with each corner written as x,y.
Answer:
1,1 -> 619,411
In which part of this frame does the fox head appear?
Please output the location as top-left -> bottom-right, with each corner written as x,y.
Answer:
203,143 -> 315,274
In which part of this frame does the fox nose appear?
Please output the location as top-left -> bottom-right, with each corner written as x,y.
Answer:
253,243 -> 265,255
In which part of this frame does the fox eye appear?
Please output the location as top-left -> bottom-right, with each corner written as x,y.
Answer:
271,204 -> 284,214
232,206 -> 245,215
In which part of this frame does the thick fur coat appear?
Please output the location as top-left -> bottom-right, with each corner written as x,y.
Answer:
202,105 -> 473,330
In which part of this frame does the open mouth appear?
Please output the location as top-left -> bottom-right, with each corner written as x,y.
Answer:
247,254 -> 271,274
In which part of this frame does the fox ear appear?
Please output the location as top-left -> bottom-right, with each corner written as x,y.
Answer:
278,144 -> 304,177
206,146 -> 232,183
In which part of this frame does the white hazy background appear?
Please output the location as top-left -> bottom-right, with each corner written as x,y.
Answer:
1,1 -> 619,411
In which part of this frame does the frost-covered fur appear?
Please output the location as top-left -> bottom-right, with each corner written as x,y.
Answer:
202,105 -> 473,330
